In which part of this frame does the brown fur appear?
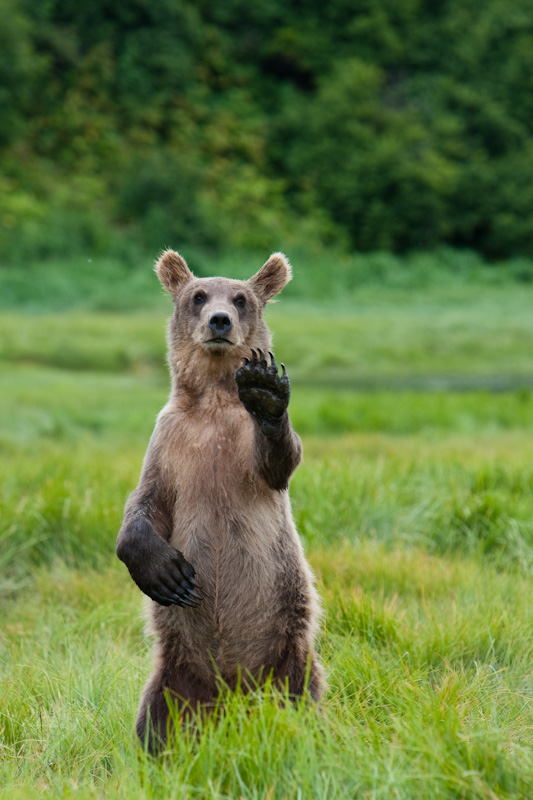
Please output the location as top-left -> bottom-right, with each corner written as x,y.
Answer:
117,250 -> 324,752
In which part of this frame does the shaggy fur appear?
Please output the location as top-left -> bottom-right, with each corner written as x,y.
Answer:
116,250 -> 324,752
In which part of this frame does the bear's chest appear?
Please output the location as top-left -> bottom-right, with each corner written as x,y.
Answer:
163,402 -> 261,504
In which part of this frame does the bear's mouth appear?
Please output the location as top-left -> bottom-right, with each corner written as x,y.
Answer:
206,337 -> 234,346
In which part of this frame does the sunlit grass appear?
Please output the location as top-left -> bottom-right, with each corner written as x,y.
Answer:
1,538 -> 532,798
1,425 -> 532,796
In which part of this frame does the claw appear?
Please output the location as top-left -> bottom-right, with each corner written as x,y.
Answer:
242,356 -> 250,364
150,590 -> 173,607
250,348 -> 258,364
257,347 -> 266,364
188,588 -> 203,601
268,350 -> 277,370
281,363 -> 286,377
173,594 -> 199,608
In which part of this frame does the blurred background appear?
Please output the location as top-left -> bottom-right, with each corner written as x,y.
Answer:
1,0 -> 533,391
1,0 -> 533,273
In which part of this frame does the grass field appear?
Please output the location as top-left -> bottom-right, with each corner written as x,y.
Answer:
1,260 -> 532,799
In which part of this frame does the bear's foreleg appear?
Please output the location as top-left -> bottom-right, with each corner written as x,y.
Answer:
235,349 -> 302,490
117,461 -> 201,608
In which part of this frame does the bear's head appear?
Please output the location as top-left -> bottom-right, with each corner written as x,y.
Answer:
155,250 -> 291,388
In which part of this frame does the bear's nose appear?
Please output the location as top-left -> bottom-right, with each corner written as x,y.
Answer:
208,312 -> 232,335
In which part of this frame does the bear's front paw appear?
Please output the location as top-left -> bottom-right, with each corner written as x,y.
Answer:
129,540 -> 202,609
235,349 -> 290,436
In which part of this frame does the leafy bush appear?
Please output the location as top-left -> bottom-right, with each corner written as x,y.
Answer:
1,0 -> 533,261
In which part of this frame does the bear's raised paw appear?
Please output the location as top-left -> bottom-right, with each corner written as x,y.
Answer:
235,348 -> 290,437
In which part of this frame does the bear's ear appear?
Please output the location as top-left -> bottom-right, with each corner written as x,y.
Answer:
248,252 -> 292,304
155,249 -> 194,294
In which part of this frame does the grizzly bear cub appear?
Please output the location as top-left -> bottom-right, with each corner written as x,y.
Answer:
116,250 -> 324,751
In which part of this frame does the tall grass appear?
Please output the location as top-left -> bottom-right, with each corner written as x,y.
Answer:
1,268 -> 533,798
2,418 -> 532,797
1,533 -> 532,798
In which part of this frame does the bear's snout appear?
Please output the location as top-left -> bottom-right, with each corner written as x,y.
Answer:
208,311 -> 233,335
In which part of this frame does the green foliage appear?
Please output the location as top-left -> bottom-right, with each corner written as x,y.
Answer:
0,0 -> 42,147
1,0 -> 532,261
282,58 -> 456,252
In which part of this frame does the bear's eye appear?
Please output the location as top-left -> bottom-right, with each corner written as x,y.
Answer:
193,292 -> 206,305
234,295 -> 246,308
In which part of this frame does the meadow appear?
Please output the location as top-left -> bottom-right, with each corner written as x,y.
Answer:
1,256 -> 532,799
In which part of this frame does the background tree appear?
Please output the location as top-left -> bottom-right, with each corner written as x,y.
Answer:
1,0 -> 532,262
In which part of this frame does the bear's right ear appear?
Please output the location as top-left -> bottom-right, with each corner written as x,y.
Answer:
155,250 -> 194,295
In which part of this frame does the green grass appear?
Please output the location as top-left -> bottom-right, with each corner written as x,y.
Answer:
1,434 -> 532,798
1,271 -> 533,798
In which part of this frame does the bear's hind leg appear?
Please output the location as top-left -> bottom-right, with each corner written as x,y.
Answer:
273,645 -> 325,703
136,665 -> 215,754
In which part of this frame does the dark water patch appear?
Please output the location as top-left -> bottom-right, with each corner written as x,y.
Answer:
292,373 -> 533,393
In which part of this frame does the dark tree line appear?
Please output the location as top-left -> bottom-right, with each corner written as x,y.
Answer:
1,0 -> 532,261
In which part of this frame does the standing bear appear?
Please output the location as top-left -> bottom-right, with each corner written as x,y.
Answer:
116,250 -> 324,751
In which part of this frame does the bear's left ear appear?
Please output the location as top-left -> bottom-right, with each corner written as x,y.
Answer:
248,252 -> 292,304
155,249 -> 194,295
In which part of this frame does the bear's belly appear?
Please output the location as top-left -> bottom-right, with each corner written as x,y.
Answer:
150,424 -> 304,679
151,499 -> 298,680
